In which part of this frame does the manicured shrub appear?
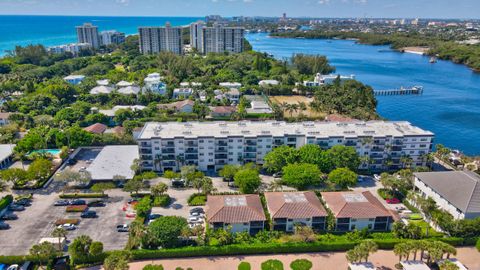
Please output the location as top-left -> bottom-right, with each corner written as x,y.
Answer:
290,259 -> 312,270
153,195 -> 171,207
55,218 -> 80,225
261,259 -> 283,270
187,193 -> 206,206
66,205 -> 88,212
0,195 -> 13,211
238,262 -> 251,270
60,193 -> 107,199
409,213 -> 423,220
476,238 -> 480,252
143,264 -> 164,270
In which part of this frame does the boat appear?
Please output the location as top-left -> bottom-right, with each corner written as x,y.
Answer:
429,57 -> 437,63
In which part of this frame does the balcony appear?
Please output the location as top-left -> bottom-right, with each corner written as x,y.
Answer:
215,154 -> 228,159
215,147 -> 228,153
370,154 -> 384,159
162,155 -> 175,160
217,141 -> 228,147
245,141 -> 257,146
185,141 -> 198,147
371,148 -> 384,152
162,161 -> 176,167
162,148 -> 175,154
185,154 -> 198,160
161,142 -> 175,147
345,142 -> 357,147
140,142 -> 152,147
140,149 -> 152,154
215,160 -> 227,165
244,147 -> 257,153
185,148 -> 198,154
244,153 -> 256,159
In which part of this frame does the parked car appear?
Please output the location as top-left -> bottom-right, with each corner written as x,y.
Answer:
148,214 -> 162,220
9,204 -> 25,211
116,224 -> 129,232
189,207 -> 204,215
15,199 -> 31,206
6,264 -> 18,270
386,198 -> 401,204
54,200 -> 70,206
373,174 -> 381,181
1,214 -> 18,220
67,159 -> 77,165
80,211 -> 97,218
273,172 -> 282,178
127,199 -> 138,204
0,223 -> 10,230
88,200 -> 106,207
57,223 -> 76,231
172,179 -> 185,188
190,212 -> 204,217
70,199 -> 86,205
188,216 -> 203,223
188,223 -> 203,229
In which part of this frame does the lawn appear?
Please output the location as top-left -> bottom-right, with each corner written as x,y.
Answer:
409,220 -> 443,238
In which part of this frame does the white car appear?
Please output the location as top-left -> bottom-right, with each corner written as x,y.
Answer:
373,174 -> 381,181
190,212 -> 204,217
188,216 -> 203,223
57,223 -> 76,230
7,264 -> 18,270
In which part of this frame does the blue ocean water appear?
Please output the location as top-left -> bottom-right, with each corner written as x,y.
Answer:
0,15 -> 201,55
0,16 -> 479,154
246,33 -> 480,155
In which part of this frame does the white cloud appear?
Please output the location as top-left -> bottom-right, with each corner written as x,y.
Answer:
318,0 -> 330,4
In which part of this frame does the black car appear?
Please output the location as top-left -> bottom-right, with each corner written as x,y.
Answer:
148,214 -> 162,220
190,207 -> 204,215
54,200 -> 70,206
88,200 -> 106,207
81,211 -> 97,218
172,179 -> 185,188
9,204 -> 25,211
0,222 -> 10,230
15,199 -> 32,206
127,199 -> 138,204
70,199 -> 86,205
116,224 -> 129,232
1,213 -> 18,220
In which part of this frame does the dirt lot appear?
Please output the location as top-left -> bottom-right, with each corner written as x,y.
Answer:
269,95 -> 325,118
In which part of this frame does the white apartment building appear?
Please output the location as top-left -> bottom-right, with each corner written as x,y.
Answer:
76,23 -> 100,49
143,73 -> 167,95
99,30 -> 125,46
136,120 -> 434,172
48,43 -> 91,55
172,88 -> 193,99
190,21 -> 205,53
202,24 -> 245,54
303,73 -> 356,87
138,23 -> 183,54
413,171 -> 480,220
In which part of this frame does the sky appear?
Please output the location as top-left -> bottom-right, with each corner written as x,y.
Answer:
0,0 -> 479,19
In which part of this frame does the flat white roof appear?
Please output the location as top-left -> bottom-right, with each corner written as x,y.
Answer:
137,121 -> 434,140
400,261 -> 430,270
86,145 -> 139,181
0,144 -> 15,162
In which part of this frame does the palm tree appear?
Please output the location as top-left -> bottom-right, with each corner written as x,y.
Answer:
154,154 -> 162,172
268,179 -> 284,192
361,240 -> 378,262
439,260 -> 460,270
346,248 -> 362,264
394,242 -> 410,262
286,103 -> 299,118
400,155 -> 414,169
51,227 -> 67,252
418,240 -> 430,261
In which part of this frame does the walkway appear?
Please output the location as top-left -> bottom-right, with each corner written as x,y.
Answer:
124,247 -> 480,270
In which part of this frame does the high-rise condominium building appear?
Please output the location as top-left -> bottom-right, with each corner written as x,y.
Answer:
137,121 -> 434,173
199,23 -> 245,54
100,30 -> 126,46
190,21 -> 205,53
76,23 -> 100,49
138,23 -> 183,54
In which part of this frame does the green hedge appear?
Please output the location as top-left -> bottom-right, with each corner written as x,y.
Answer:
153,195 -> 171,207
0,255 -> 43,265
476,238 -> 480,252
0,195 -> 13,211
238,262 -> 251,270
261,259 -> 283,270
290,259 -> 312,270
59,193 -> 108,199
187,193 -> 206,206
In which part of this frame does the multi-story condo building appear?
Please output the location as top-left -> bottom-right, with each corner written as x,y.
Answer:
136,121 -> 434,173
76,23 -> 100,49
99,30 -> 126,46
138,23 -> 183,55
190,21 -> 205,53
202,24 -> 245,54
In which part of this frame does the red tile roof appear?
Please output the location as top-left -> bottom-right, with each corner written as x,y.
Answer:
206,194 -> 266,223
83,123 -> 107,134
265,191 -> 327,219
321,191 -> 393,219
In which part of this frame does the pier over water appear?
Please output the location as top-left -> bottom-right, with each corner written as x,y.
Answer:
374,86 -> 424,96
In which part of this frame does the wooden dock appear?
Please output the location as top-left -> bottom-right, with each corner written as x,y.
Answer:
374,86 -> 424,96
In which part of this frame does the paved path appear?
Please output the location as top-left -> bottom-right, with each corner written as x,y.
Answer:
120,247 -> 480,270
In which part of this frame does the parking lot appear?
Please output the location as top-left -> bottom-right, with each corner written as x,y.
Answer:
63,147 -> 102,173
0,189 -> 129,255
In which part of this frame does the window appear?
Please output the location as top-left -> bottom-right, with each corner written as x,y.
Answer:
199,140 -> 204,143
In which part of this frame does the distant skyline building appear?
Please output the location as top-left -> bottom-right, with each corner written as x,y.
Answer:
99,30 -> 126,46
138,23 -> 183,54
201,23 -> 245,54
76,23 -> 100,49
190,21 -> 205,53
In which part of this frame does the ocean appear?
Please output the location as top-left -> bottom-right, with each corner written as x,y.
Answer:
1,16 -> 480,154
0,15 -> 201,55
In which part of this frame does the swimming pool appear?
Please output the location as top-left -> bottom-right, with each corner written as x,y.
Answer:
29,149 -> 61,156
